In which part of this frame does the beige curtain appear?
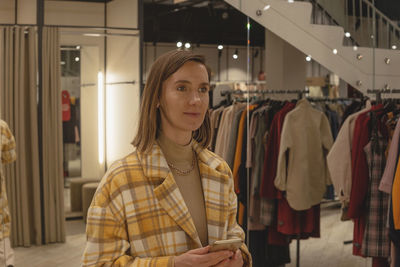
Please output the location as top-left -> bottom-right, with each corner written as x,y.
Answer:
42,27 -> 65,243
0,27 -> 42,246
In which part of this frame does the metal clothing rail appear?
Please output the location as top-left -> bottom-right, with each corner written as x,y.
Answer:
367,89 -> 400,103
80,81 -> 136,88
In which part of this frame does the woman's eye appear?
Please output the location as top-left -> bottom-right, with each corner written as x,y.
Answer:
177,86 -> 186,91
199,87 -> 209,93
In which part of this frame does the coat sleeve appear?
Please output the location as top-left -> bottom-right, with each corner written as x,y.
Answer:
224,163 -> 252,267
82,177 -> 174,267
320,113 -> 334,186
1,123 -> 17,164
274,115 -> 292,191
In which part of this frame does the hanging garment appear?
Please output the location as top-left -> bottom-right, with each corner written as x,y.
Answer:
260,102 -> 295,200
361,133 -> 390,258
274,99 -> 333,211
380,118 -> 400,194
327,101 -> 371,206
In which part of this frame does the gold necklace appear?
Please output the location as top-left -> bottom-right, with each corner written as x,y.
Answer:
167,150 -> 196,176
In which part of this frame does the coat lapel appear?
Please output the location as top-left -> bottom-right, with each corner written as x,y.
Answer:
194,143 -> 230,244
138,144 -> 202,247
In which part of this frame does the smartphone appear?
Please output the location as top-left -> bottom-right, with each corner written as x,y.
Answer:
209,238 -> 243,253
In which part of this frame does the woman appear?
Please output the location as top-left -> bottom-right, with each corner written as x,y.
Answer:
82,50 -> 251,267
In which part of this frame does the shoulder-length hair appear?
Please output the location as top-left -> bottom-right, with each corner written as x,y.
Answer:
132,49 -> 212,153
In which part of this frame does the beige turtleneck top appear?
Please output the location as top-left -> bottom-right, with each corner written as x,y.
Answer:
157,132 -> 208,246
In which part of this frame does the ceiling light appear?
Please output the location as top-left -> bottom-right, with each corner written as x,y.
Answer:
76,46 -> 81,50
356,54 -> 363,60
218,45 -> 223,50
356,80 -> 362,86
288,0 -> 294,2
74,57 -> 80,62
306,55 -> 311,61
353,46 -> 358,51
333,49 -> 338,54
385,57 -> 391,64
177,41 -> 183,48
345,32 -> 351,38
263,5 -> 270,11
185,43 -> 191,49
61,61 -> 66,65
392,45 -> 397,50
233,49 -> 238,59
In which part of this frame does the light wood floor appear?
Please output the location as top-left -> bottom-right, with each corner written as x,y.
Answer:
13,202 -> 373,267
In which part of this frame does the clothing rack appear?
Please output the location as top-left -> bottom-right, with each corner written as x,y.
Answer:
367,89 -> 400,103
220,89 -> 309,267
220,89 -> 309,102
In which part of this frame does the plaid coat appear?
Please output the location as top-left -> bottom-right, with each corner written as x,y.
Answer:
82,141 -> 251,267
0,120 -> 17,240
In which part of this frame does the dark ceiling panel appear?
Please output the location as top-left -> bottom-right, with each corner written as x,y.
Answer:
144,1 -> 265,47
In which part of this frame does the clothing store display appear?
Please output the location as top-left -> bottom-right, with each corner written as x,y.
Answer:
82,140 -> 251,267
0,120 -> 16,267
210,92 -> 352,265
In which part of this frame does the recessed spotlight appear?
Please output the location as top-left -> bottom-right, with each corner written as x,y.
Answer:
288,0 -> 294,2
263,5 -> 270,11
76,46 -> 81,50
333,49 -> 338,54
306,55 -> 312,61
177,41 -> 183,48
392,45 -> 397,50
233,49 -> 239,59
345,32 -> 351,38
218,45 -> 223,50
185,43 -> 191,49
353,46 -> 358,51
74,57 -> 80,62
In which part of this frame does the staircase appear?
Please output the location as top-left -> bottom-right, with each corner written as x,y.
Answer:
224,0 -> 400,93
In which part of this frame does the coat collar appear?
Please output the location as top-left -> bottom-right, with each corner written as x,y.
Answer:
136,140 -> 228,247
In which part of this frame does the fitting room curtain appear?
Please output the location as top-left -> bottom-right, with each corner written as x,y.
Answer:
42,26 -> 65,243
0,26 -> 42,246
0,26 -> 65,246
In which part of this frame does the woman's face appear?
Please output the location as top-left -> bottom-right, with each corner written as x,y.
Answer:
159,61 -> 209,143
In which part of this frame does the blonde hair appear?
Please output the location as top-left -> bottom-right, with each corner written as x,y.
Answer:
132,50 -> 211,153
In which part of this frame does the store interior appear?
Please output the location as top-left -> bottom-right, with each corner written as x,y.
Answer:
1,0 -> 400,266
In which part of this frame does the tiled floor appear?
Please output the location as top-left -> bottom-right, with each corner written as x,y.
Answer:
13,202 -> 374,267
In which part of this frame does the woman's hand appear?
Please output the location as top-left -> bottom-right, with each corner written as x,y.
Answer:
174,246 -> 234,267
213,249 -> 243,267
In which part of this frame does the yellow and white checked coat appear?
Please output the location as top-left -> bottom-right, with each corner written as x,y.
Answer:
0,120 -> 17,240
82,141 -> 251,267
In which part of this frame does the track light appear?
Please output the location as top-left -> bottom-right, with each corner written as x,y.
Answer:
233,49 -> 238,59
